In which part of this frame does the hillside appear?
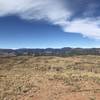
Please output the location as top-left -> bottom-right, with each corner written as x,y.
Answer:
0,48 -> 100,57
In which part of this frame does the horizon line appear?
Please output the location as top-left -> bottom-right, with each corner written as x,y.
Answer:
0,47 -> 100,50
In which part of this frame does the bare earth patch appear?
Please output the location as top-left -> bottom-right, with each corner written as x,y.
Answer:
0,55 -> 100,100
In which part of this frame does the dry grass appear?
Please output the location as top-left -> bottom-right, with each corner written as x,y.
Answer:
0,55 -> 100,100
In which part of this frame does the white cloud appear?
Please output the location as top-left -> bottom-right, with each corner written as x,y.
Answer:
0,0 -> 100,39
63,18 -> 100,39
0,0 -> 70,21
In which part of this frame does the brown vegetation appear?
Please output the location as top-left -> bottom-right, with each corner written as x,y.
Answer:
0,55 -> 100,100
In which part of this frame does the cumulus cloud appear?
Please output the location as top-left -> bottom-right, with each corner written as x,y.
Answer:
64,18 -> 100,39
0,0 -> 100,39
0,0 -> 70,23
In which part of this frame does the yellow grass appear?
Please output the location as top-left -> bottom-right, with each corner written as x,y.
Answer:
0,55 -> 100,100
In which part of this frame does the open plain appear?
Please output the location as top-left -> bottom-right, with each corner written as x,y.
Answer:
0,55 -> 100,100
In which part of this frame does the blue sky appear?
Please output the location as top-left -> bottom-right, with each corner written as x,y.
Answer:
0,0 -> 100,48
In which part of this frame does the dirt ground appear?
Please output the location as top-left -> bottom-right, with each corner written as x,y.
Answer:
0,55 -> 100,100
17,77 -> 100,100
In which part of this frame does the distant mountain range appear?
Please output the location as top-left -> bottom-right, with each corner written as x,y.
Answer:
0,47 -> 100,57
